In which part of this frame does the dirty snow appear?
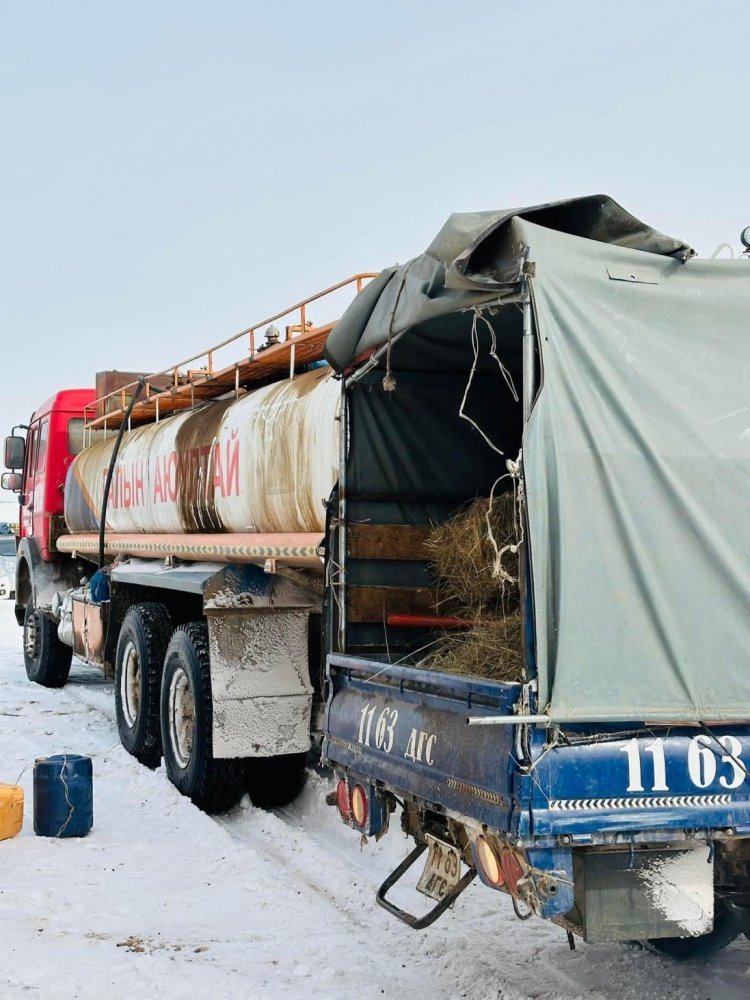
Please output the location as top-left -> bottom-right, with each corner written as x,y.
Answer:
0,601 -> 748,1000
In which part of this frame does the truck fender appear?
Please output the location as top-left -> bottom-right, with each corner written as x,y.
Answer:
15,537 -> 82,625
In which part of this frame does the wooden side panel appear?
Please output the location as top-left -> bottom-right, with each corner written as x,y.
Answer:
347,523 -> 432,561
348,585 -> 437,623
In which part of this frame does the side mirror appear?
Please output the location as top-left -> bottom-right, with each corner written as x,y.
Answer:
1,471 -> 22,492
4,435 -> 25,470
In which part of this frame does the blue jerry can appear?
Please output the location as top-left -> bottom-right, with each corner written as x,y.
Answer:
33,755 -> 93,838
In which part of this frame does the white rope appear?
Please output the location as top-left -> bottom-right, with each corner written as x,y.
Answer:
55,754 -> 75,839
458,308 -> 519,459
481,450 -> 525,594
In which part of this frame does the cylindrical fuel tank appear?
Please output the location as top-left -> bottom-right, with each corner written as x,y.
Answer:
65,367 -> 339,535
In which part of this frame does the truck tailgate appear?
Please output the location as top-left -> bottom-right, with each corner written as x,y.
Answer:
323,653 -> 523,829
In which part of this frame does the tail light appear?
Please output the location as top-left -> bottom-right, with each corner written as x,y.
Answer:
500,847 -> 526,895
332,775 -> 388,837
336,779 -> 351,820
474,836 -> 505,888
351,784 -> 368,828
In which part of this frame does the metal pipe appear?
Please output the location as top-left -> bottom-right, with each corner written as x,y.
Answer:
97,378 -> 145,569
344,328 -> 409,387
337,379 -> 348,652
59,531 -> 324,569
386,614 -> 474,630
519,280 -> 536,685
467,714 -> 550,726
522,281 -> 535,423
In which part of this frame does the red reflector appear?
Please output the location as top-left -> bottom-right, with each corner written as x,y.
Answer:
351,784 -> 368,827
500,848 -> 525,894
336,780 -> 350,819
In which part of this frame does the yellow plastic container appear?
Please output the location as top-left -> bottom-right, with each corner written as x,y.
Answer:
0,783 -> 24,840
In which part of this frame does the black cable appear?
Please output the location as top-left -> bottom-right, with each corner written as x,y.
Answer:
97,377 -> 145,569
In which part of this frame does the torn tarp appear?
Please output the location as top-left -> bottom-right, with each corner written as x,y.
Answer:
328,194 -> 750,723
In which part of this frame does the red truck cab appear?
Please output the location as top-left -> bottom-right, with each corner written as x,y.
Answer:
3,388 -> 94,622
17,389 -> 95,559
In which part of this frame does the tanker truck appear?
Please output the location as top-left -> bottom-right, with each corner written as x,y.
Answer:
1,275 -> 372,812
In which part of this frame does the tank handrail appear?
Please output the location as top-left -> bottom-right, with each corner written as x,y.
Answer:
83,271 -> 376,430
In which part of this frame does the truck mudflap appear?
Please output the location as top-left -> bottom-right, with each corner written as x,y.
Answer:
523,727 -> 750,841
323,654 -> 523,830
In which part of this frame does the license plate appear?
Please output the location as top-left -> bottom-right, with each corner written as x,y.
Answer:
416,834 -> 462,902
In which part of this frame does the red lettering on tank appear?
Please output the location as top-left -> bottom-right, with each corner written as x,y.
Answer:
212,441 -> 224,495
166,451 -> 178,501
134,463 -> 145,507
153,458 -> 164,503
226,430 -> 240,497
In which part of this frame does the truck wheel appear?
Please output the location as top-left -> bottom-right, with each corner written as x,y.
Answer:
23,604 -> 72,688
115,603 -> 172,768
646,901 -> 739,958
243,753 -> 307,809
160,623 -> 242,814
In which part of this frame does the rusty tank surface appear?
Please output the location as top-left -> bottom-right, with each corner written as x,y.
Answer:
64,367 -> 339,536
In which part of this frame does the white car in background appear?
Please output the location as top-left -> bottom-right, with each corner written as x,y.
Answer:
0,534 -> 16,599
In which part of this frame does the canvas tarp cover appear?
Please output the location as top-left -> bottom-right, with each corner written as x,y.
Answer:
326,195 -> 750,723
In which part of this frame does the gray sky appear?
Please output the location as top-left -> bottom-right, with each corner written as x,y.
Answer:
1,0 -> 748,451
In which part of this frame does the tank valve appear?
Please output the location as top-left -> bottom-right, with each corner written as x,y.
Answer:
741,226 -> 750,254
258,325 -> 281,351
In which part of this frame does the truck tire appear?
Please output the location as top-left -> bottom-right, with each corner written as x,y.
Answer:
114,603 -> 172,768
243,753 -> 307,809
646,901 -> 739,958
23,604 -> 72,688
160,622 -> 242,814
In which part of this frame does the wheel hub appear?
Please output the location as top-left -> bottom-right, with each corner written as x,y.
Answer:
168,666 -> 195,768
24,611 -> 39,660
120,641 -> 140,729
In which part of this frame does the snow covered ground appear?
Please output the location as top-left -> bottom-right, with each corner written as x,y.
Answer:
0,599 -> 748,1000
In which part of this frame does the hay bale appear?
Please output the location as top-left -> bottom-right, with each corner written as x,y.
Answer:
424,494 -> 520,615
420,495 -> 524,681
425,614 -> 524,683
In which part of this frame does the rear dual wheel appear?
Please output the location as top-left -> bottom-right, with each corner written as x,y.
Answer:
160,623 -> 243,814
115,603 -> 172,768
160,622 -> 308,813
116,611 -> 308,814
244,753 -> 307,809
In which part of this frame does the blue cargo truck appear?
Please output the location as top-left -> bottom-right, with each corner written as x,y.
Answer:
320,196 -> 750,955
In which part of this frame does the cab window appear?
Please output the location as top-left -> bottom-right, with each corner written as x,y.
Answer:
35,419 -> 49,473
67,418 -> 108,455
24,427 -> 37,481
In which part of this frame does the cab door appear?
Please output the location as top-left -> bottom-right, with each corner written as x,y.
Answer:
19,424 -> 36,541
31,418 -> 50,549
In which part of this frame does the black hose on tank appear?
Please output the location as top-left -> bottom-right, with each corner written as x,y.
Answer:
98,377 -> 145,570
